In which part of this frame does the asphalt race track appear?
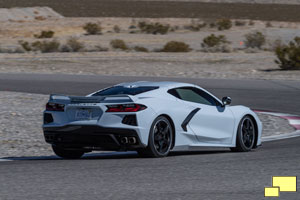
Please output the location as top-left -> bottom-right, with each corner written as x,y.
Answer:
0,73 -> 299,200
0,73 -> 299,114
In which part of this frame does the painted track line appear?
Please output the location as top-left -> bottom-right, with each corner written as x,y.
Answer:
262,130 -> 300,142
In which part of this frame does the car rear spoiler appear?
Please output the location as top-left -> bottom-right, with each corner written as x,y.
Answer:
49,94 -> 135,103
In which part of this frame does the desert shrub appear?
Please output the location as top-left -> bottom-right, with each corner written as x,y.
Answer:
138,21 -> 170,34
202,34 -> 229,48
61,37 -> 84,52
185,22 -> 207,31
31,40 -> 60,53
34,30 -> 55,38
19,40 -> 60,53
83,23 -> 102,35
19,41 -> 32,51
160,41 -> 191,52
113,25 -> 121,33
110,39 -> 128,50
129,25 -> 137,29
274,37 -> 300,70
201,34 -> 231,52
235,20 -> 246,26
244,31 -> 266,49
134,46 -> 149,52
265,21 -> 273,28
216,19 -> 232,31
34,16 -> 46,21
209,22 -> 216,28
248,20 -> 255,26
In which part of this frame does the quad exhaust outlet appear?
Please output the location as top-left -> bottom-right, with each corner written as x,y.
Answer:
120,137 -> 137,144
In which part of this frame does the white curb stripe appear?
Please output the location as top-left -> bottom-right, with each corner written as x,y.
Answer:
0,159 -> 12,162
262,130 -> 300,142
289,120 -> 300,125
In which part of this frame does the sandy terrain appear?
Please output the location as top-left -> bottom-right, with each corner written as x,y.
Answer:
0,17 -> 299,80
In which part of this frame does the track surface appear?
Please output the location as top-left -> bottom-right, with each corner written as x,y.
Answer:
2,0 -> 300,21
0,138 -> 299,200
0,73 -> 299,200
0,73 -> 299,115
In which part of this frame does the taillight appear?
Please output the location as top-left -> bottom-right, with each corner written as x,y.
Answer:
46,102 -> 65,112
106,104 -> 147,112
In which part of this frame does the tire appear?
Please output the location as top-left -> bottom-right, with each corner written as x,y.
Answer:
231,116 -> 256,152
137,116 -> 173,158
52,145 -> 84,159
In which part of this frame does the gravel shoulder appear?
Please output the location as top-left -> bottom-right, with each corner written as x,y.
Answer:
0,91 -> 295,158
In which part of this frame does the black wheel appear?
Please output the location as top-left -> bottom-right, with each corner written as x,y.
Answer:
137,116 -> 173,158
52,145 -> 84,159
231,116 -> 256,152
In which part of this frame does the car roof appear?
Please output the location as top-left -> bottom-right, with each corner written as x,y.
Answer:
116,81 -> 195,89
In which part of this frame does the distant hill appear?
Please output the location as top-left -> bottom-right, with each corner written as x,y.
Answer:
137,0 -> 300,4
1,0 -> 300,21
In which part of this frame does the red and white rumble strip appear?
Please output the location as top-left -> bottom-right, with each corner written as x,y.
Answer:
254,110 -> 300,142
254,110 -> 300,130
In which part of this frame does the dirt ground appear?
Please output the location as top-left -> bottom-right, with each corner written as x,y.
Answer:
0,17 -> 299,80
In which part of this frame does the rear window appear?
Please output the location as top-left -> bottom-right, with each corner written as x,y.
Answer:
92,86 -> 159,96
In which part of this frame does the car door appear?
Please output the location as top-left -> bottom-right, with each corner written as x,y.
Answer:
171,87 -> 235,145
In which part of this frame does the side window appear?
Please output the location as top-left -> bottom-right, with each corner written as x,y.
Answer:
168,87 -> 219,106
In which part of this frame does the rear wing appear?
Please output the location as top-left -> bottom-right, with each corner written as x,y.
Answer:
49,94 -> 135,103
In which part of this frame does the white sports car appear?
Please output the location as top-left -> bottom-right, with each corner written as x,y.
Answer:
43,81 -> 262,158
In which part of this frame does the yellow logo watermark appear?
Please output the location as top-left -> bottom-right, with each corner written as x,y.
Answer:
265,176 -> 297,197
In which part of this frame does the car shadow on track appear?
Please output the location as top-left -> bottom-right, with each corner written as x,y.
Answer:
2,149 -> 231,161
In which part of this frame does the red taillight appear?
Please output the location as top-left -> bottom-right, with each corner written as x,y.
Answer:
46,102 -> 65,112
106,104 -> 147,112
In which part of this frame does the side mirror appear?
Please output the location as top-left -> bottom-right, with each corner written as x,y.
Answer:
222,96 -> 231,106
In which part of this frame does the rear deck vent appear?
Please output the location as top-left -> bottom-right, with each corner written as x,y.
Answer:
122,115 -> 137,126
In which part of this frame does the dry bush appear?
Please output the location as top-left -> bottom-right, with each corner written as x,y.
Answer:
113,25 -> 121,33
138,21 -> 170,34
275,37 -> 300,70
235,20 -> 246,26
61,37 -> 84,52
128,25 -> 137,29
83,23 -> 102,35
248,20 -> 255,26
209,22 -> 216,28
244,31 -> 266,49
160,41 -> 191,52
184,21 -> 207,31
265,21 -> 273,28
35,16 -> 46,21
34,30 -> 55,39
32,40 -> 60,53
19,41 -> 32,51
216,19 -> 232,30
134,46 -> 149,52
110,39 -> 129,50
19,40 -> 60,53
201,34 -> 231,52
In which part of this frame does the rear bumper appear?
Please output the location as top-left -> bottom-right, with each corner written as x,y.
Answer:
43,125 -> 145,151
